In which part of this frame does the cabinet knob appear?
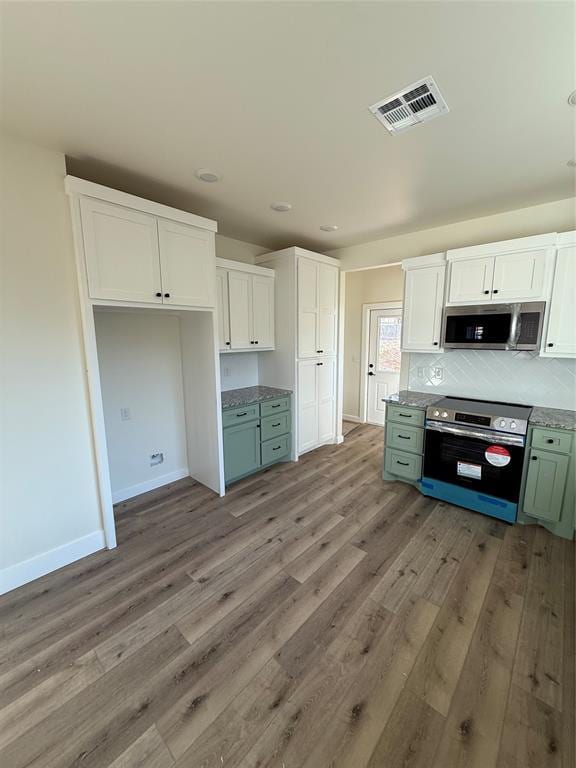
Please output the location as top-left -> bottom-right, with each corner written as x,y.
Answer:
492,289 -> 499,294
317,362 -> 323,366
546,438 -> 554,444
250,341 -> 254,344
433,341 -> 439,346
164,293 -> 170,298
316,349 -> 324,353
254,340 -> 259,344
155,292 -> 162,298
225,341 -> 231,346
547,342 -> 554,347
483,290 -> 490,295
531,456 -> 538,461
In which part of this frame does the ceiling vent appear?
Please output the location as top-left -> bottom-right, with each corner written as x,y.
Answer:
369,76 -> 449,134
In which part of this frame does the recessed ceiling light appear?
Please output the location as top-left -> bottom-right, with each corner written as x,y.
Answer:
320,225 -> 339,232
568,90 -> 576,106
270,202 -> 292,212
567,159 -> 576,168
195,168 -> 221,183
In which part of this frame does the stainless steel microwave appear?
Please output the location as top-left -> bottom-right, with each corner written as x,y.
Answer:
442,302 -> 545,351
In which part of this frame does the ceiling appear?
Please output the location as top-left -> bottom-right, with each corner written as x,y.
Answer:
1,1 -> 574,251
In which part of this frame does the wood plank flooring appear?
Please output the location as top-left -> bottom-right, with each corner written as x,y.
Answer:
0,424 -> 574,768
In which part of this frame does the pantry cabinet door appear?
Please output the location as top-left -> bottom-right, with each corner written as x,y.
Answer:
317,357 -> 336,443
216,268 -> 231,351
447,257 -> 494,304
298,258 -> 319,358
317,264 -> 338,356
251,275 -> 275,349
402,264 -> 445,351
80,198 -> 162,303
157,219 -> 215,307
228,270 -> 253,349
297,360 -> 319,453
491,248 -> 549,301
543,244 -> 576,357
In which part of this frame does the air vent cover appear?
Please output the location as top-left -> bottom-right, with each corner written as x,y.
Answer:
369,76 -> 449,134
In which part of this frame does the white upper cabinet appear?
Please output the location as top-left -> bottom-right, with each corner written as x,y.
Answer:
542,233 -> 576,358
401,255 -> 446,352
218,260 -> 275,351
216,268 -> 231,351
446,234 -> 556,306
78,190 -> 217,309
157,219 -> 215,307
80,198 -> 162,304
447,257 -> 494,304
298,258 -> 338,358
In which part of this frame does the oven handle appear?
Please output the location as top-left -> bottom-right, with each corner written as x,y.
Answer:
425,421 -> 525,447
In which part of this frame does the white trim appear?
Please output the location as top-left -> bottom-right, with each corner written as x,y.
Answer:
343,414 -> 363,423
0,531 -> 106,596
557,230 -> 576,246
65,175 -> 218,232
112,468 -> 189,504
345,261 -> 402,273
216,257 -> 275,277
360,301 -> 403,423
446,232 -> 557,261
402,252 -> 446,270
255,246 -> 340,268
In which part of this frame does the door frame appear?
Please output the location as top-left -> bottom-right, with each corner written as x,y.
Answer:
359,301 -> 403,424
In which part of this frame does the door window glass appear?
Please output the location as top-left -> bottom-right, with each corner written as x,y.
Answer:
377,316 -> 402,373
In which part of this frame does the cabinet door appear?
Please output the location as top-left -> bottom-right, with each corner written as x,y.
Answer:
298,259 -> 319,357
447,257 -> 494,304
491,248 -> 549,301
317,264 -> 338,356
317,357 -> 336,443
157,219 -> 215,307
251,275 -> 275,349
523,449 -> 569,522
298,360 -> 319,453
223,421 -> 261,483
216,268 -> 231,351
543,245 -> 576,357
228,270 -> 253,349
402,264 -> 445,351
80,198 -> 162,303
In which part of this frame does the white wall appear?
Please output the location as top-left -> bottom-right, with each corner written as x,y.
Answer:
219,352 -> 260,391
0,133 -> 103,593
215,234 -> 268,264
94,311 -> 189,501
330,197 -> 576,270
343,266 -> 404,418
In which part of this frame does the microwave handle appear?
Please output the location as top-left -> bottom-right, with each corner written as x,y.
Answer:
507,305 -> 522,348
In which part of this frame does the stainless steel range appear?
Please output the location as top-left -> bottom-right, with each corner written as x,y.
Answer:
421,397 -> 533,523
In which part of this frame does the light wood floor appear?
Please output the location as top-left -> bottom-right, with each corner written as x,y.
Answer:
0,425 -> 574,768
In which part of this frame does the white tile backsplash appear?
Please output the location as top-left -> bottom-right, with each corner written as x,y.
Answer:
408,350 -> 576,410
220,353 -> 259,391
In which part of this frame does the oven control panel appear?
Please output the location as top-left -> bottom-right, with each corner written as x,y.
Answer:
426,406 -> 529,435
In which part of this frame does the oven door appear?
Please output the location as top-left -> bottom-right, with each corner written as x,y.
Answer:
423,422 -> 525,502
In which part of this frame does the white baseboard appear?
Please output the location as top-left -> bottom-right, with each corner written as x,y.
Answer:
112,468 -> 189,504
0,529 -> 106,596
335,435 -> 344,444
343,414 -> 363,423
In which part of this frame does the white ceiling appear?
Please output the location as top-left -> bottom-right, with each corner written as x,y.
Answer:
1,1 -> 574,250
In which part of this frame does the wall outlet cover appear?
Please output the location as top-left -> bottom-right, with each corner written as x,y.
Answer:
150,452 -> 164,466
120,407 -> 131,421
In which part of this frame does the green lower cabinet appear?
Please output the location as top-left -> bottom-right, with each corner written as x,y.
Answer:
223,419 -> 261,484
383,404 -> 425,486
519,426 -> 575,540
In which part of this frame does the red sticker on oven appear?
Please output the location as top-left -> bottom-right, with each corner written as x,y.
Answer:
485,445 -> 511,467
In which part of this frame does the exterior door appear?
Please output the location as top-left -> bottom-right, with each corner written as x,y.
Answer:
80,198 -> 162,304
367,308 -> 402,426
157,219 -> 215,307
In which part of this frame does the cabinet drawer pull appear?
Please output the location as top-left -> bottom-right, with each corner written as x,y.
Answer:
546,438 -> 555,444
398,435 -> 410,439
272,422 -> 281,427
398,413 -> 412,418
237,412 -> 247,417
272,445 -> 281,451
271,404 -> 281,408
396,460 -> 410,466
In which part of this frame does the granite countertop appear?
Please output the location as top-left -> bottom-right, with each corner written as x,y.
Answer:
221,385 -> 292,409
529,406 -> 576,432
383,390 -> 444,409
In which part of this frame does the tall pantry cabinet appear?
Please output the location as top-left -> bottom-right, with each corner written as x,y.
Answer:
255,247 -> 340,457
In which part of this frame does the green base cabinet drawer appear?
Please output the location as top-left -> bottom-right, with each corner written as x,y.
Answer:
384,448 -> 422,482
386,423 -> 423,455
262,434 -> 291,465
222,404 -> 260,428
386,404 -> 425,428
261,411 -> 291,442
523,449 -> 570,523
223,420 -> 261,483
261,397 -> 290,417
531,428 -> 573,455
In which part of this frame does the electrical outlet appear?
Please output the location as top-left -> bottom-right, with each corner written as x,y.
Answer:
223,367 -> 231,378
417,367 -> 425,378
432,367 -> 444,381
120,407 -> 131,421
150,452 -> 164,466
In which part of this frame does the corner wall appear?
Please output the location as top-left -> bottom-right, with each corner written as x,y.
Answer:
0,133 -> 103,593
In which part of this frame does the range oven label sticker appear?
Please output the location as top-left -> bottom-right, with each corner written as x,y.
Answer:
457,461 -> 482,479
485,445 -> 511,467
